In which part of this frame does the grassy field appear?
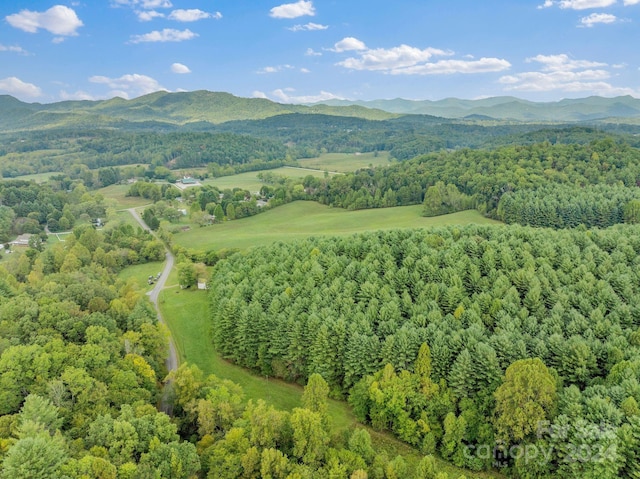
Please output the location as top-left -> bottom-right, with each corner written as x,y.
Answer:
297,151 -> 392,172
204,167 -> 338,192
7,171 -> 65,183
97,183 -> 152,209
173,201 -> 501,251
117,260 -> 165,292
159,287 -> 500,478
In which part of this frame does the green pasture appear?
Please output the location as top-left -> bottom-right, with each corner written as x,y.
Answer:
173,201 -> 501,251
297,151 -> 392,172
6,171 -> 65,183
117,260 -> 165,292
204,167 -> 337,192
97,183 -> 152,209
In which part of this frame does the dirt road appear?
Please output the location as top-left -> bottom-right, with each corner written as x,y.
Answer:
127,208 -> 179,411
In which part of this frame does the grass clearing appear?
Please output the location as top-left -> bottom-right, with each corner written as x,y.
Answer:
7,171 -> 65,183
117,261 -> 165,292
297,151 -> 392,172
98,183 -> 152,209
173,201 -> 501,251
204,167 -> 338,192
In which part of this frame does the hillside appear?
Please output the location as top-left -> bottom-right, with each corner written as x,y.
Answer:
0,91 -> 397,132
316,95 -> 640,121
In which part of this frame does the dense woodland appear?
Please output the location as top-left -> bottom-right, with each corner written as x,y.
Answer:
209,225 -> 640,477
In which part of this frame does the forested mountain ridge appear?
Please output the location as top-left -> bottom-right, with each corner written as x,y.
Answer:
315,95 -> 640,122
0,91 -> 397,132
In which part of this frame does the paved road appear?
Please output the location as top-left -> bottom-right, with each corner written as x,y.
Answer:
127,208 -> 179,411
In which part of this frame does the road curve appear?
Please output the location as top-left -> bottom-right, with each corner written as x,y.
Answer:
127,208 -> 179,409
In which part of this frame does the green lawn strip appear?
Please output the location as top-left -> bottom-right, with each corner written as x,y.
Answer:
160,287 -> 501,479
297,152 -> 392,172
173,202 -> 501,252
117,260 -> 165,292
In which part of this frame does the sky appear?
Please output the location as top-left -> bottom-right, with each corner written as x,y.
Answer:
1,0 -> 640,104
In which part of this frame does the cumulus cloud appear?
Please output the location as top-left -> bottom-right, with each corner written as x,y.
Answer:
580,12 -> 618,26
0,77 -> 42,98
89,73 -> 166,98
257,65 -> 295,74
112,0 -> 172,8
333,39 -> 509,75
137,10 -> 164,21
130,28 -> 198,43
6,5 -> 83,36
171,62 -> 191,74
332,37 -> 367,52
624,0 -> 640,4
539,0 -> 616,8
253,88 -> 343,104
305,48 -> 322,56
270,0 -> 315,19
391,58 -> 512,75
288,22 -> 328,31
498,53 -> 636,96
0,44 -> 28,54
168,9 -> 221,22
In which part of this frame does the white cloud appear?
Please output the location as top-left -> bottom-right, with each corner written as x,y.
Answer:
540,0 -> 617,8
270,0 -> 315,19
257,65 -> 295,74
332,37 -> 367,52
338,44 -> 452,71
112,0 -> 172,8
130,28 -> 198,43
168,9 -> 221,22
528,53 -> 606,71
300,68 -> 311,73
305,48 -> 322,56
137,10 -> 164,21
288,22 -> 328,31
391,58 -> 512,75
0,44 -> 28,54
89,73 -> 166,98
256,88 -> 343,104
333,39 -> 510,75
623,0 -> 640,4
498,53 -> 637,96
171,62 -> 191,74
0,77 -> 42,98
59,90 -> 96,101
580,12 -> 618,26
6,5 -> 83,36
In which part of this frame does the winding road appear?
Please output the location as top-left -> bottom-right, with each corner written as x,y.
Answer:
127,208 -> 179,411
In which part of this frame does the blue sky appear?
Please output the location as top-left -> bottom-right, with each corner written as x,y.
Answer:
1,0 -> 639,103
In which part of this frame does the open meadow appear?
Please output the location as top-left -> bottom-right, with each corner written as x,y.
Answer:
203,166 -> 339,192
297,151 -> 392,172
172,201 -> 501,251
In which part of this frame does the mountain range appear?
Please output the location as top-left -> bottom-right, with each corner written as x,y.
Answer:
314,95 -> 640,122
2,91 -> 640,133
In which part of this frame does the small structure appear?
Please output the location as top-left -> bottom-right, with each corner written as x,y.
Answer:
9,233 -> 32,246
181,176 -> 197,185
197,279 -> 208,290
